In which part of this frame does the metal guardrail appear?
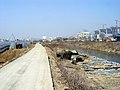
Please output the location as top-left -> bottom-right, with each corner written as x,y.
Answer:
0,45 -> 10,53
0,42 -> 11,53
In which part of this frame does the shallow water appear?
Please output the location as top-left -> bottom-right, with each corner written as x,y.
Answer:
69,45 -> 120,63
78,48 -> 120,63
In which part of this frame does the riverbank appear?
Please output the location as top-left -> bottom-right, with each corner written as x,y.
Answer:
74,42 -> 120,55
45,43 -> 100,90
45,42 -> 120,90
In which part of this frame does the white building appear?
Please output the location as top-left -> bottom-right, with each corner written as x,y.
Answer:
77,31 -> 90,41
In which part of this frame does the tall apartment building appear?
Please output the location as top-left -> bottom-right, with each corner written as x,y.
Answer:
95,27 -> 120,35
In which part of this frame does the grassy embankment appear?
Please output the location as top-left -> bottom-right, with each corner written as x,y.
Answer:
76,42 -> 120,55
0,44 -> 34,68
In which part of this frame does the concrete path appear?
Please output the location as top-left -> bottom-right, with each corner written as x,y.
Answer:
0,44 -> 53,90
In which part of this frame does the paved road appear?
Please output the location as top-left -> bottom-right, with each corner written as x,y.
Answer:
0,44 -> 53,90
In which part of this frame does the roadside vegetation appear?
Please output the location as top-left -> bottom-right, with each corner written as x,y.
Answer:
0,44 -> 34,68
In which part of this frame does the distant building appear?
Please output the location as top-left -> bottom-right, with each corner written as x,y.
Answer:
48,37 -> 55,42
100,29 -> 107,34
106,28 -> 112,34
95,30 -> 100,34
95,27 -> 120,35
77,31 -> 90,41
42,36 -> 47,42
111,27 -> 120,35
94,26 -> 120,41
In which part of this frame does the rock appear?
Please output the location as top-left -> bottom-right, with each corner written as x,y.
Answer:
76,56 -> 84,62
83,59 -> 92,64
71,60 -> 77,65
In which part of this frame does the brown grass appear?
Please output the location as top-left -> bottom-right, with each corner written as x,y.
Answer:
77,42 -> 120,54
45,43 -> 102,90
57,60 -> 101,90
45,46 -> 69,90
0,44 -> 35,65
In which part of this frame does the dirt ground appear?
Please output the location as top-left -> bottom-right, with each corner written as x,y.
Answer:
45,46 -> 69,90
89,76 -> 120,90
44,42 -> 120,90
45,42 -> 102,90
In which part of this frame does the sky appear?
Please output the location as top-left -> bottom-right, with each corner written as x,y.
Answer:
0,0 -> 120,39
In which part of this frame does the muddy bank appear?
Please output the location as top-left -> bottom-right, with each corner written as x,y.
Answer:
74,42 -> 120,55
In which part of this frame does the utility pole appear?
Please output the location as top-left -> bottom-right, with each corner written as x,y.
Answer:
102,24 -> 106,34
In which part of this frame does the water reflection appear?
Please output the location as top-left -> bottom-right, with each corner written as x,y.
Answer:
69,45 -> 120,63
78,48 -> 120,63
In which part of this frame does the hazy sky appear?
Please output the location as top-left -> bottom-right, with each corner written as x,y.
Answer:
0,0 -> 120,39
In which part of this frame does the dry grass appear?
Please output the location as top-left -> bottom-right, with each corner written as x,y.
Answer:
0,49 -> 26,63
0,44 -> 34,65
77,42 -> 120,54
45,43 -> 102,90
44,42 -> 71,51
45,46 -> 69,90
57,60 -> 101,90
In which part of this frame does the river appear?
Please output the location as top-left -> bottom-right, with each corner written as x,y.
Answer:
69,45 -> 120,63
